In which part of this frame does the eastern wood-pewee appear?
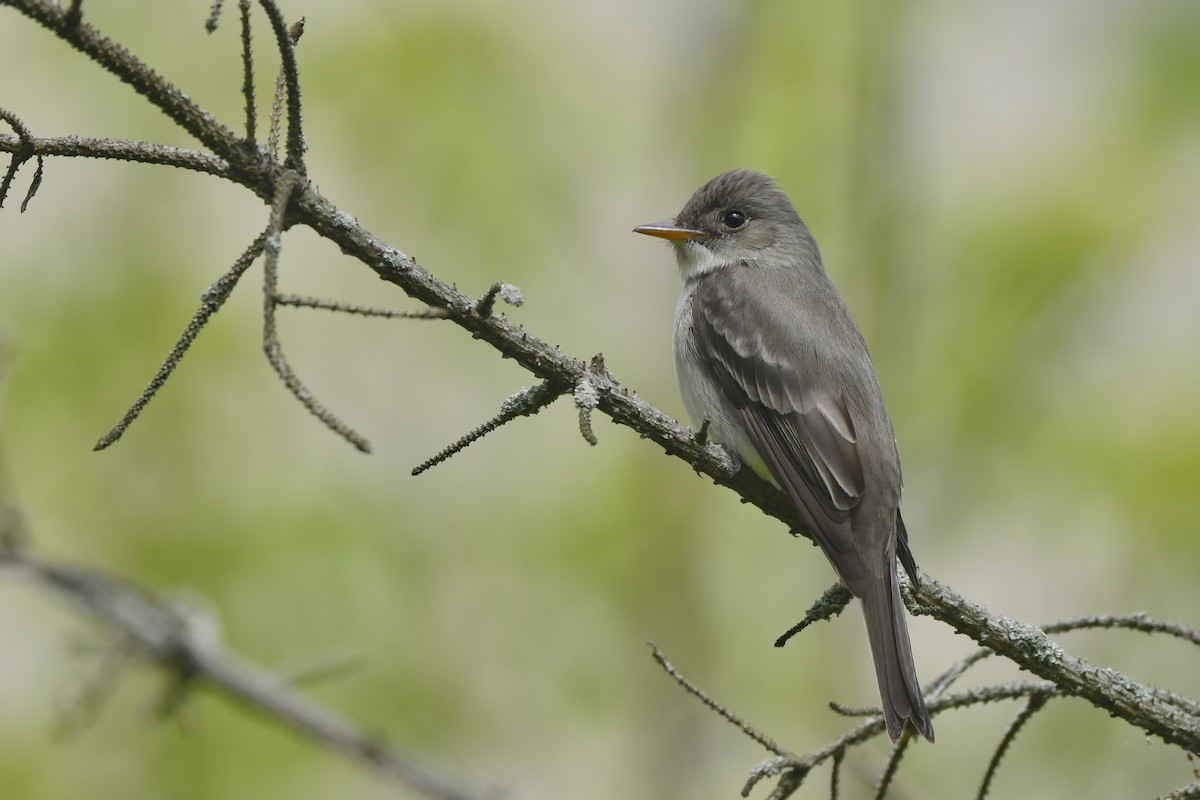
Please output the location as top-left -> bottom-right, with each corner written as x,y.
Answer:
634,169 -> 934,743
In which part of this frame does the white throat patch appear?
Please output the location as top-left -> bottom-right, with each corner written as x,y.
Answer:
674,240 -> 736,283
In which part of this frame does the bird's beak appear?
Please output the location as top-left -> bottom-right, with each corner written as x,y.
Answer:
633,220 -> 704,241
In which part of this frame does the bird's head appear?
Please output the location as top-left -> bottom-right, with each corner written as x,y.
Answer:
634,169 -> 815,282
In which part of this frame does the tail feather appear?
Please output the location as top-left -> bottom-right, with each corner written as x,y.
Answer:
861,567 -> 934,743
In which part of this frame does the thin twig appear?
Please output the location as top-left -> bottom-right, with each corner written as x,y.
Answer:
648,642 -> 789,757
1043,613 -> 1200,648
829,748 -> 844,800
411,381 -> 563,476
873,730 -> 911,800
474,281 -> 524,318
93,232 -> 267,450
0,108 -> 45,211
55,635 -> 137,739
274,645 -> 363,688
743,684 -> 1059,798
255,0 -> 304,171
261,169 -> 370,453
7,0 -> 244,159
925,644 -> 993,699
274,294 -> 449,320
774,580 -> 853,647
204,0 -> 225,32
237,0 -> 256,144
268,54 -> 285,162
0,134 -> 231,178
977,692 -> 1050,800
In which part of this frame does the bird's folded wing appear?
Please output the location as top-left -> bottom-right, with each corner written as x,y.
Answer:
692,274 -> 870,593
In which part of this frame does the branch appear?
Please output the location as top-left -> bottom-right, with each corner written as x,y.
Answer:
4,0 -> 245,162
92,232 -> 268,450
0,133 -> 231,178
907,574 -> 1200,751
0,547 -> 492,800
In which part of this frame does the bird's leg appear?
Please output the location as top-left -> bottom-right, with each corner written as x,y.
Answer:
694,419 -> 741,479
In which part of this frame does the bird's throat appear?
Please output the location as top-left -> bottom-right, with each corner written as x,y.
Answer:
674,240 -> 736,283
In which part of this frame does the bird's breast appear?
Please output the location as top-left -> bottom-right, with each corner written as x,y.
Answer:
672,287 -> 772,480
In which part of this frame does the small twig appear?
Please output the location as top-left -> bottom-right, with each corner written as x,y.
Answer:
55,635 -> 137,739
873,731 -> 912,800
977,692 -> 1050,800
829,748 -> 844,800
0,108 -> 45,212
268,68 -> 285,161
765,770 -> 805,800
1043,612 -> 1200,648
0,134 -> 231,178
275,645 -> 363,688
774,581 -> 853,647
93,232 -> 268,450
238,0 -> 256,144
648,642 -> 789,757
742,757 -> 804,800
411,381 -> 563,476
204,0 -> 225,32
256,0 -> 304,171
746,684 -> 1061,798
273,294 -> 449,320
474,281 -> 524,318
261,169 -> 370,453
828,700 -> 883,719
832,681 -> 1055,723
925,645 -> 993,700
1156,783 -> 1200,800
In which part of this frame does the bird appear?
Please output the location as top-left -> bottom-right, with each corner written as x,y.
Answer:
633,168 -> 933,743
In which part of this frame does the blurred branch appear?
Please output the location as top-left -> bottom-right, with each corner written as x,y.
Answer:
0,546 -> 493,800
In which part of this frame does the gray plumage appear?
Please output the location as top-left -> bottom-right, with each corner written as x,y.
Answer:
635,169 -> 933,743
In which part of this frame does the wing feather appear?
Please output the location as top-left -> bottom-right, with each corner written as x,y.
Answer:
692,273 -> 870,592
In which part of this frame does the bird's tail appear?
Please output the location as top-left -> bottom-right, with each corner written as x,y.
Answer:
861,567 -> 934,743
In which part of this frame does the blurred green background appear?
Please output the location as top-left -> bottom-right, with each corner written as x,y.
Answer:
2,0 -> 1199,797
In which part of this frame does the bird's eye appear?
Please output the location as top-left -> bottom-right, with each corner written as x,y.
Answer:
722,210 -> 747,230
